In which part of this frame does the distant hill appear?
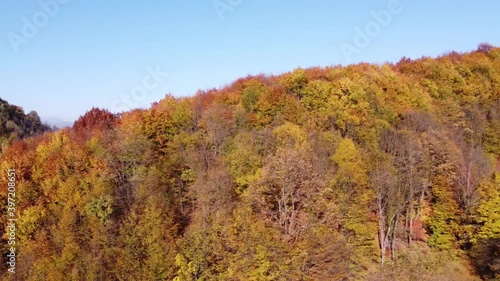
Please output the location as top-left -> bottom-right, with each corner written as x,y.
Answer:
0,98 -> 51,149
42,117 -> 74,129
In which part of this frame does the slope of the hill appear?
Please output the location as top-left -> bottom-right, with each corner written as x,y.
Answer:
0,98 -> 51,152
1,45 -> 499,280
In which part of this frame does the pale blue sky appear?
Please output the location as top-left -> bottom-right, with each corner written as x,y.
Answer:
1,0 -> 499,123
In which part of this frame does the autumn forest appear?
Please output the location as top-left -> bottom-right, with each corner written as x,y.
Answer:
1,45 -> 500,280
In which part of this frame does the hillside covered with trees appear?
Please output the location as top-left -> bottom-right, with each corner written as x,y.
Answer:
0,98 -> 51,152
1,45 -> 499,280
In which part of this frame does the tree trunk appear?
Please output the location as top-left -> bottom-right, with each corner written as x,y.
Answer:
390,217 -> 399,260
378,213 -> 386,265
408,206 -> 413,245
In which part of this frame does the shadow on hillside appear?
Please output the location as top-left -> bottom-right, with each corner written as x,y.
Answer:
471,238 -> 500,280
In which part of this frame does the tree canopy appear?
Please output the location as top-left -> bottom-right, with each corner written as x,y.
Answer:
1,45 -> 499,280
